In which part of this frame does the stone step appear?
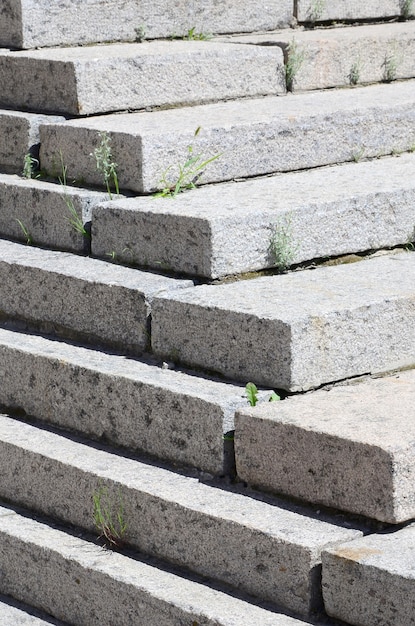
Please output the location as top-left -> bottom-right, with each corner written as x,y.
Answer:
296,0 -> 412,23
219,21 -> 415,91
0,595 -> 66,625
0,327 -> 249,475
322,524 -> 415,625
0,504 -> 323,626
151,251 -> 415,391
0,0 -> 292,50
39,80 -> 415,193
235,369 -> 415,523
91,153 -> 415,279
0,418 -> 363,617
0,239 -> 192,354
0,41 -> 285,116
0,110 -> 63,174
0,174 -> 110,253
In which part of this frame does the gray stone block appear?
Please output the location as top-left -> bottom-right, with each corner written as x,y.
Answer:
0,596 -> 65,626
0,505 -> 312,626
235,370 -> 415,523
0,239 -> 192,353
0,42 -> 285,115
296,0 -> 406,22
322,525 -> 415,625
39,80 -> 415,193
151,252 -> 415,391
0,110 -> 63,174
223,22 -> 415,91
0,0 -> 292,49
0,418 -> 362,616
0,328 -> 247,474
91,153 -> 415,279
0,174 -> 110,253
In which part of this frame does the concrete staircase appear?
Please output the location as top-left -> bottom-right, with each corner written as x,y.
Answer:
0,1 -> 414,624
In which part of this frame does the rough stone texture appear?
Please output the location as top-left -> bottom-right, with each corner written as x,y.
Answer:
0,239 -> 192,353
235,370 -> 415,523
0,328 -> 248,474
296,0 -> 409,22
0,42 -> 285,115
222,22 -> 415,91
39,80 -> 415,193
91,153 -> 415,279
0,174 -> 110,253
152,252 -> 415,391
0,596 -> 65,625
322,525 -> 415,625
0,506 -> 319,626
0,420 -> 362,616
0,110 -> 63,174
0,0 -> 292,49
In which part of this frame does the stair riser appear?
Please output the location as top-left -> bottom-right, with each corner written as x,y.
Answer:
296,0 -> 410,22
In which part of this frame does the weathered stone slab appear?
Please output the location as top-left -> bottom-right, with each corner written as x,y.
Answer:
0,328 -> 248,474
91,153 -> 415,278
0,505 -> 313,625
0,419 -> 362,616
0,239 -> 192,353
0,0 -> 292,49
0,42 -> 285,115
0,174 -> 110,253
0,110 -> 63,174
235,370 -> 415,523
322,525 -> 415,625
151,252 -> 415,391
39,80 -> 415,193
0,595 -> 65,625
222,22 -> 415,91
296,0 -> 407,22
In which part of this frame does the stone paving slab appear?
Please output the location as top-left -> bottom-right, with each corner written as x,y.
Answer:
0,110 -> 63,174
0,239 -> 192,354
0,42 -> 285,115
0,327 -> 248,474
322,524 -> 415,625
235,369 -> 415,523
0,505 -> 315,626
151,252 -> 415,391
0,595 -> 65,626
39,80 -> 415,193
0,174 -> 110,253
296,0 -> 408,22
0,419 -> 362,616
0,0 -> 292,49
221,22 -> 415,91
91,153 -> 415,278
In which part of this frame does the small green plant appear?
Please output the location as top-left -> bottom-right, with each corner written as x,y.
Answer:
285,40 -> 305,91
269,214 -> 298,272
382,47 -> 400,82
155,127 -> 221,198
22,153 -> 40,179
401,0 -> 414,18
92,131 -> 120,199
351,147 -> 366,162
245,382 -> 280,407
58,153 -> 89,238
185,27 -> 212,40
307,0 -> 326,22
348,59 -> 361,85
93,486 -> 127,549
134,24 -> 146,42
15,218 -> 32,244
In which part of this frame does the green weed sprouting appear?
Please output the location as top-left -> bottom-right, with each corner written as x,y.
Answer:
269,214 -> 299,272
93,486 -> 127,549
245,382 -> 280,407
58,152 -> 89,238
22,153 -> 40,179
92,131 -> 120,199
15,219 -> 32,245
285,40 -> 305,91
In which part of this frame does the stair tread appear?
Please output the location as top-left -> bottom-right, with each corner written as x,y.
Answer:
91,152 -> 415,278
0,503 -> 317,626
0,415 -> 363,616
39,80 -> 415,192
0,41 -> 285,115
0,595 -> 66,626
236,369 -> 415,523
151,251 -> 415,390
